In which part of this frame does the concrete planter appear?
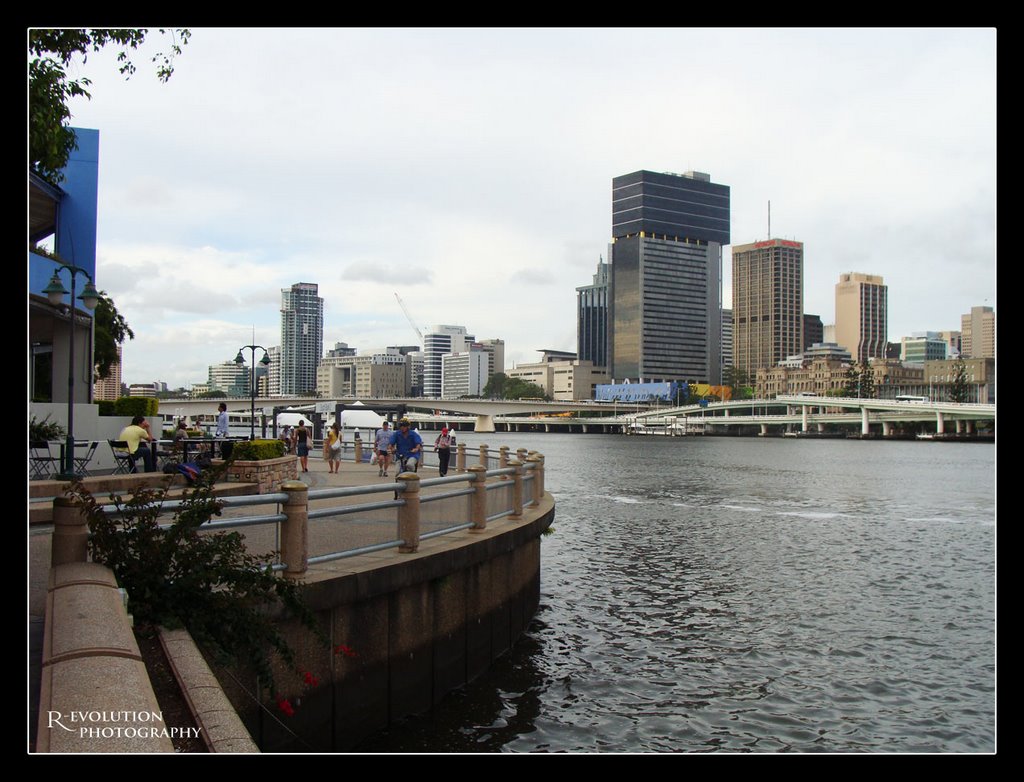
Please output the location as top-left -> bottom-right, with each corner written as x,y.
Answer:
216,455 -> 298,494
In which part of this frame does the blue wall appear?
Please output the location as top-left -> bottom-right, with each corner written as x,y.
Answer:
29,128 -> 100,300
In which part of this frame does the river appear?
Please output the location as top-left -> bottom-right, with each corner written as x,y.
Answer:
354,432 -> 996,753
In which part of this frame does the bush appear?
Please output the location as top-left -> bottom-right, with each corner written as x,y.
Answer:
30,414 -> 66,441
96,400 -> 117,416
71,471 -> 326,698
113,396 -> 159,417
231,439 -> 287,461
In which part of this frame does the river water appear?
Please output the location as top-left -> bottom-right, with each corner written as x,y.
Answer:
355,433 -> 996,753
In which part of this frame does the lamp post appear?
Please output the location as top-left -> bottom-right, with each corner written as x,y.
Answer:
235,345 -> 271,440
43,264 -> 100,479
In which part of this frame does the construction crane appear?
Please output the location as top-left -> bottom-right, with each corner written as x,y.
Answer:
394,292 -> 423,344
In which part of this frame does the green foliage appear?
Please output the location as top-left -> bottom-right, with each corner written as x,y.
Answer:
482,372 -> 550,400
93,291 -> 134,381
95,400 -> 117,416
948,357 -> 971,403
113,396 -> 159,417
841,362 -> 874,398
231,439 -> 286,461
72,471 -> 326,697
30,414 -> 66,441
30,28 -> 190,182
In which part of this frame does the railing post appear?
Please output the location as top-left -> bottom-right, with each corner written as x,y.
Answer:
51,494 -> 89,566
456,442 -> 466,473
509,459 -> 523,519
397,472 -> 420,553
516,447 -> 528,464
280,481 -> 308,579
526,455 -> 543,505
498,445 -> 510,479
468,465 -> 488,531
354,437 -> 363,465
478,443 -> 489,469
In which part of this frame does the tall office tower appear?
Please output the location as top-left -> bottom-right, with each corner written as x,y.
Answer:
834,273 -> 887,364
93,344 -> 122,401
577,256 -> 610,368
961,306 -> 995,359
441,348 -> 489,399
478,338 -> 506,382
208,360 -> 250,397
610,170 -> 729,384
279,282 -> 324,396
423,325 -> 475,397
731,239 -> 804,376
803,314 -> 824,351
721,308 -> 733,371
266,346 -> 281,397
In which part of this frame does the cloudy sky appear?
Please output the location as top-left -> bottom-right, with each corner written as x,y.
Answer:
47,27 -> 995,389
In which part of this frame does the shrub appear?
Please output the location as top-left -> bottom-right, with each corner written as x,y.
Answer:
231,439 -> 286,461
71,470 -> 326,698
113,396 -> 159,417
30,414 -> 66,441
96,400 -> 117,416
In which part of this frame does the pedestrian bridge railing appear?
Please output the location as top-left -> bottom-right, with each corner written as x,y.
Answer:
50,445 -> 546,580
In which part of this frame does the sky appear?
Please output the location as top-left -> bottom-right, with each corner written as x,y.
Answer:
42,27 -> 996,389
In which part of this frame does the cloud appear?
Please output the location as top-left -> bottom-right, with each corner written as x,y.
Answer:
341,264 -> 433,285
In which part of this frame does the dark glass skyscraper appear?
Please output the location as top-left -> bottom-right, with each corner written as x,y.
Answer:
576,256 -> 609,368
280,282 -> 324,396
610,170 -> 730,384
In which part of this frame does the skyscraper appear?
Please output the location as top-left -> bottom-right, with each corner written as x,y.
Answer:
960,306 -> 995,359
834,273 -> 887,364
732,239 -> 804,376
279,282 -> 323,396
577,256 -> 610,368
609,170 -> 729,384
423,325 -> 475,398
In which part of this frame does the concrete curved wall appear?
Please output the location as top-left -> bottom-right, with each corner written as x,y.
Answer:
220,493 -> 555,751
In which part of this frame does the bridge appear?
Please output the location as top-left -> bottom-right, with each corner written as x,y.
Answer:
157,396 -> 633,432
627,395 -> 997,437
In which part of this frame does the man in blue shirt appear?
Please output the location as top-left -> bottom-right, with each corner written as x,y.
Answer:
389,418 -> 423,472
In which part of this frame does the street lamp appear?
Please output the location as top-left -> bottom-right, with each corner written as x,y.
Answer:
43,265 -> 100,479
235,345 -> 272,440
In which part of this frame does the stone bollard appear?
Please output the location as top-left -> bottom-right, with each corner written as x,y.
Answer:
354,438 -> 363,465
479,444 -> 489,469
526,456 -> 543,506
280,481 -> 309,579
51,494 -> 89,566
456,442 -> 466,473
468,465 -> 488,531
498,446 -> 510,479
517,448 -> 528,465
509,459 -> 523,520
397,472 -> 421,553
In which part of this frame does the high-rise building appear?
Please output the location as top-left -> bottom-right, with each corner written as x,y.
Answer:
266,345 -> 281,397
834,272 -> 887,365
901,332 -> 948,364
208,360 -> 250,396
279,282 -> 323,396
577,256 -> 610,368
721,308 -> 733,371
477,338 -> 505,382
803,314 -> 824,352
960,306 -> 995,359
423,325 -> 475,397
93,344 -> 122,401
441,349 -> 488,399
731,239 -> 804,377
609,169 -> 729,384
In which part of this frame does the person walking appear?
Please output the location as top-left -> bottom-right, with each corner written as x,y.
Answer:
292,419 -> 311,472
434,426 -> 453,477
216,402 -> 233,460
374,420 -> 392,477
325,421 -> 342,474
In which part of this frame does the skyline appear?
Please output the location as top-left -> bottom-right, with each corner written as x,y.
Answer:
35,27 -> 996,388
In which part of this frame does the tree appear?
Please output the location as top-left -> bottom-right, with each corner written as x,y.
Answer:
93,291 -> 134,380
482,372 -> 548,400
722,366 -> 753,400
30,28 -> 190,182
841,362 -> 874,398
948,357 -> 971,403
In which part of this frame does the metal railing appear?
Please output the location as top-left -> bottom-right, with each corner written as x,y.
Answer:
51,445 -> 546,580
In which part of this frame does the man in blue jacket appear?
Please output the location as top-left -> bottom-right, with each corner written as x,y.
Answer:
389,418 -> 423,472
